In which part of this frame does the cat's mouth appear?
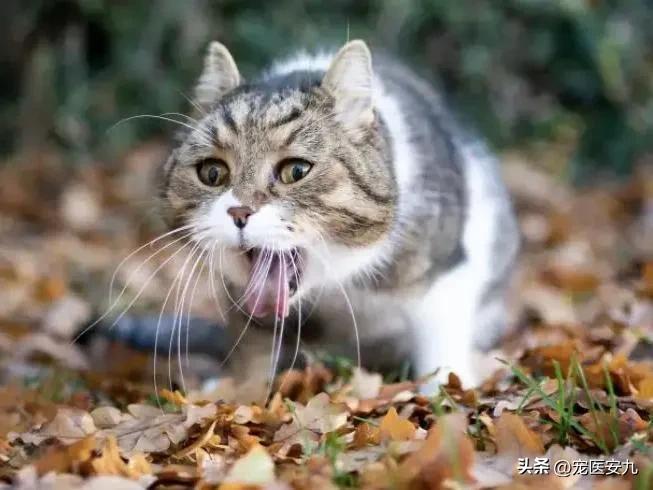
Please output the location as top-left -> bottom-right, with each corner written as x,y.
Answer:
242,247 -> 303,319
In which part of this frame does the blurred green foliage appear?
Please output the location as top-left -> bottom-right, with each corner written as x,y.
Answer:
2,0 -> 652,180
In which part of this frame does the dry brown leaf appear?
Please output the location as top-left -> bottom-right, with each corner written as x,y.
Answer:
276,364 -> 333,402
183,402 -> 218,428
230,424 -> 261,452
34,436 -> 96,475
540,264 -> 600,293
232,405 -> 267,425
521,341 -> 579,376
102,404 -> 186,455
91,436 -> 152,478
34,275 -> 68,302
174,420 -> 220,460
272,393 -> 347,457
495,412 -> 545,457
282,393 -> 347,435
14,408 -> 98,446
399,413 -> 475,488
378,407 -> 415,442
353,423 -> 381,448
13,466 -> 151,490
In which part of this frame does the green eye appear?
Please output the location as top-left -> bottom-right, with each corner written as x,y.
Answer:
197,158 -> 229,187
278,159 -> 312,184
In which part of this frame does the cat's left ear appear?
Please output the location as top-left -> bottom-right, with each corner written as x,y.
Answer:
194,41 -> 241,109
322,40 -> 374,131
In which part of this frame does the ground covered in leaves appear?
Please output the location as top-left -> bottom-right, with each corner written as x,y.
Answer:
0,146 -> 652,489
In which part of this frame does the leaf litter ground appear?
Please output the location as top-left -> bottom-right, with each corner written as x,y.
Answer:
0,147 -> 652,489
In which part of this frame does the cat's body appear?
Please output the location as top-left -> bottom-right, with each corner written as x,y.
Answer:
159,40 -> 519,390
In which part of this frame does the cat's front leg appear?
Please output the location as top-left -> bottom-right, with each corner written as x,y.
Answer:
412,261 -> 485,391
218,310 -> 281,402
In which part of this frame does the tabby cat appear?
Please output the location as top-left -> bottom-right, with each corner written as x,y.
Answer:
159,39 -> 519,390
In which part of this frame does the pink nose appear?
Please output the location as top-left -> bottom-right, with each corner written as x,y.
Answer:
227,206 -> 253,229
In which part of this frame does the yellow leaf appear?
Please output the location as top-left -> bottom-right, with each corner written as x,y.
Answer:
160,389 -> 188,406
91,436 -> 152,478
379,407 -> 415,441
495,413 -> 545,456
126,453 -> 152,478
637,376 -> 653,399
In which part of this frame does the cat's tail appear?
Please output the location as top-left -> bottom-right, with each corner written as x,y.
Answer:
76,314 -> 231,358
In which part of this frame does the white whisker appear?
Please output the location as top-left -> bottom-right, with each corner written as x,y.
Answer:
218,247 -> 262,323
267,251 -> 282,394
168,241 -> 202,392
108,114 -> 213,147
108,224 -> 194,304
219,249 -> 273,369
278,250 -> 303,395
267,251 -> 291,401
312,233 -> 362,367
152,241 -> 196,410
72,232 -> 194,344
184,247 -> 208,368
207,243 -> 227,323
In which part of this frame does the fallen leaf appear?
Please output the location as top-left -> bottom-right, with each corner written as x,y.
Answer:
183,402 -> 217,428
378,407 -> 415,442
197,450 -> 227,484
353,423 -> 380,448
283,393 -> 348,435
91,436 -> 152,478
102,404 -> 187,456
495,412 -> 545,457
270,393 -> 348,456
34,436 -> 96,475
15,408 -> 97,446
222,444 -> 275,486
91,407 -> 124,429
174,420 -> 220,459
399,413 -> 475,487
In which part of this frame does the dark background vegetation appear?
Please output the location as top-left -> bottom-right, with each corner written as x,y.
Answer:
1,0 -> 652,181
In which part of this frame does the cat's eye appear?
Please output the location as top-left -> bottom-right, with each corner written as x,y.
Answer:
196,158 -> 229,187
278,159 -> 312,184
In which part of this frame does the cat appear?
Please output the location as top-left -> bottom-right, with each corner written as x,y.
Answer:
157,39 -> 519,391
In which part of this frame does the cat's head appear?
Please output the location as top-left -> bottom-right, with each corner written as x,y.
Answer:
160,40 -> 396,319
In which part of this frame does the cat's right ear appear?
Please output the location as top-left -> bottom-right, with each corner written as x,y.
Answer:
194,42 -> 241,110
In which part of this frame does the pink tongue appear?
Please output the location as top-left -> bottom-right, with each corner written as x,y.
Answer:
245,252 -> 290,319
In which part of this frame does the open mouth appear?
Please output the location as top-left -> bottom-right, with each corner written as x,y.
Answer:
243,247 -> 303,319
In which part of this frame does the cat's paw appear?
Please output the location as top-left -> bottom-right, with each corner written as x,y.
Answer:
418,366 -> 479,396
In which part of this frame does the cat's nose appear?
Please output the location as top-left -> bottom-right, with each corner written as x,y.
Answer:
227,206 -> 254,229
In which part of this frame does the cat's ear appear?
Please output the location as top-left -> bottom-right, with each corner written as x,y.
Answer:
194,42 -> 241,109
322,40 -> 374,131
